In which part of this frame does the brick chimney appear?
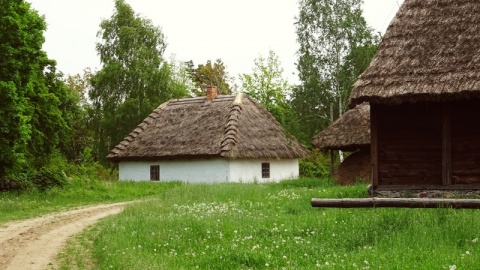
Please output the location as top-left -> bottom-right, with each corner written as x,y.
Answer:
206,86 -> 218,101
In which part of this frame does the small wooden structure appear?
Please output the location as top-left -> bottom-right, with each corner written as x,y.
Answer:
349,0 -> 480,192
311,103 -> 370,185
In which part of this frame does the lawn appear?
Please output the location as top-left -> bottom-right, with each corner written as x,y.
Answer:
45,178 -> 480,269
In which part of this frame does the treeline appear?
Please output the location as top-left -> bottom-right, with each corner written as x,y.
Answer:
0,0 -> 377,191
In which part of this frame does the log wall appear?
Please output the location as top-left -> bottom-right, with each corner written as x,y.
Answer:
373,101 -> 480,188
376,104 -> 443,186
451,101 -> 480,185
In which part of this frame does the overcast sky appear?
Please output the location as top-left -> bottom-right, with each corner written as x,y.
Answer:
28,0 -> 404,84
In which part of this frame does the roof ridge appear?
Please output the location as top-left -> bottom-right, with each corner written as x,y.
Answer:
220,93 -> 243,156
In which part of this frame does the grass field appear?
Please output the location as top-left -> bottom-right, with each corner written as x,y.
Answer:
2,178 -> 480,269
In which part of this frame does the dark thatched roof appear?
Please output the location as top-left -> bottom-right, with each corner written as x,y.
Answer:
350,0 -> 480,106
107,94 -> 308,161
311,103 -> 370,151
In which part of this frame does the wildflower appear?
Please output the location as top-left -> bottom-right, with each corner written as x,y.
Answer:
466,250 -> 471,255
449,265 -> 456,270
265,263 -> 270,267
472,238 -> 478,243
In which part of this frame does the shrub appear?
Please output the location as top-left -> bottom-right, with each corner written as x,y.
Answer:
0,173 -> 34,192
299,149 -> 332,178
31,167 -> 68,191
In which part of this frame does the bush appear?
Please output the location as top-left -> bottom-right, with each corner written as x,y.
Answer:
299,149 -> 332,178
31,167 -> 68,191
0,173 -> 34,192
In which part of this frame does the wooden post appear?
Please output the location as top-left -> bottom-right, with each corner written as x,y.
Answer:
311,198 -> 480,209
370,105 -> 379,188
442,105 -> 452,185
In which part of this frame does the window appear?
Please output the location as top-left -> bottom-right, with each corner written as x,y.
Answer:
150,165 -> 160,181
261,163 -> 270,178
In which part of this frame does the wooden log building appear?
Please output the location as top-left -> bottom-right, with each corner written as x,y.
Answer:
349,0 -> 480,191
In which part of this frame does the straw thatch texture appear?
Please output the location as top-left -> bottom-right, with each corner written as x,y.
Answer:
311,104 -> 370,151
334,150 -> 371,185
350,0 -> 480,106
107,94 -> 308,161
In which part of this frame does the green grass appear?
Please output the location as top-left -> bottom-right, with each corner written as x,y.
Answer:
3,178 -> 480,269
0,179 -> 181,223
55,178 -> 480,269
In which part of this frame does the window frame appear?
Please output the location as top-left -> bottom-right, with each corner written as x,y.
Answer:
261,163 -> 270,178
150,165 -> 160,181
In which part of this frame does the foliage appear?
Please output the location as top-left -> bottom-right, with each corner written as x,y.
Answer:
188,59 -> 233,96
0,0 -> 81,185
64,69 -> 95,163
238,50 -> 296,132
31,167 -> 67,191
167,55 -> 196,97
89,0 -> 189,163
293,0 -> 378,142
239,50 -> 291,109
299,149 -> 332,178
0,0 -> 46,177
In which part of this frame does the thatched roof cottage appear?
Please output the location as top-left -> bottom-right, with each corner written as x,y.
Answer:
107,86 -> 308,183
311,103 -> 370,185
311,103 -> 370,152
349,0 -> 480,191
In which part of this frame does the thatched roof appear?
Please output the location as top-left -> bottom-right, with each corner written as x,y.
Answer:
107,93 -> 308,161
350,0 -> 480,106
311,103 -> 370,151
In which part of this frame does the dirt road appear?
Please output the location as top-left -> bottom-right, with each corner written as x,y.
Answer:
0,202 -> 131,270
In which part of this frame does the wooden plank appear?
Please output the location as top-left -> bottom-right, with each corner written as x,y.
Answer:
376,184 -> 480,190
370,105 -> 378,187
311,198 -> 480,208
442,105 -> 452,185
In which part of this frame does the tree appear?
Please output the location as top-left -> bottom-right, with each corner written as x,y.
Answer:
191,59 -> 232,96
64,68 -> 95,163
0,0 -> 81,188
89,0 -> 189,163
167,55 -> 196,97
294,0 -> 378,142
0,1 -> 49,176
239,50 -> 295,132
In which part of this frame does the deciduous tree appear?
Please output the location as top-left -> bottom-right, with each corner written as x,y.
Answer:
191,59 -> 232,96
239,50 -> 296,134
294,0 -> 378,142
89,0 -> 189,163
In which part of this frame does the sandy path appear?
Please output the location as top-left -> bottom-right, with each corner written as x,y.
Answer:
0,202 -> 132,270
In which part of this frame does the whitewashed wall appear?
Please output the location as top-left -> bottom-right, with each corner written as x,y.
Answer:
229,159 -> 299,183
118,158 -> 299,183
119,159 -> 229,183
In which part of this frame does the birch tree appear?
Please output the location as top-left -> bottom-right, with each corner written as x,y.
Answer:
294,0 -> 377,140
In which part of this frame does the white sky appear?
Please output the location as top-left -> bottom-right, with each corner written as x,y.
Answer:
28,0 -> 404,84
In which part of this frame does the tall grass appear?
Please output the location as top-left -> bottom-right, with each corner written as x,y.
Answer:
62,178 -> 480,269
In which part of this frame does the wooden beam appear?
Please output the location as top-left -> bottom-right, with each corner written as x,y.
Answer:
311,198 -> 480,209
376,184 -> 480,190
370,105 -> 379,187
442,105 -> 452,185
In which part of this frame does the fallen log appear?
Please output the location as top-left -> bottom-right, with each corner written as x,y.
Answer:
311,198 -> 480,209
